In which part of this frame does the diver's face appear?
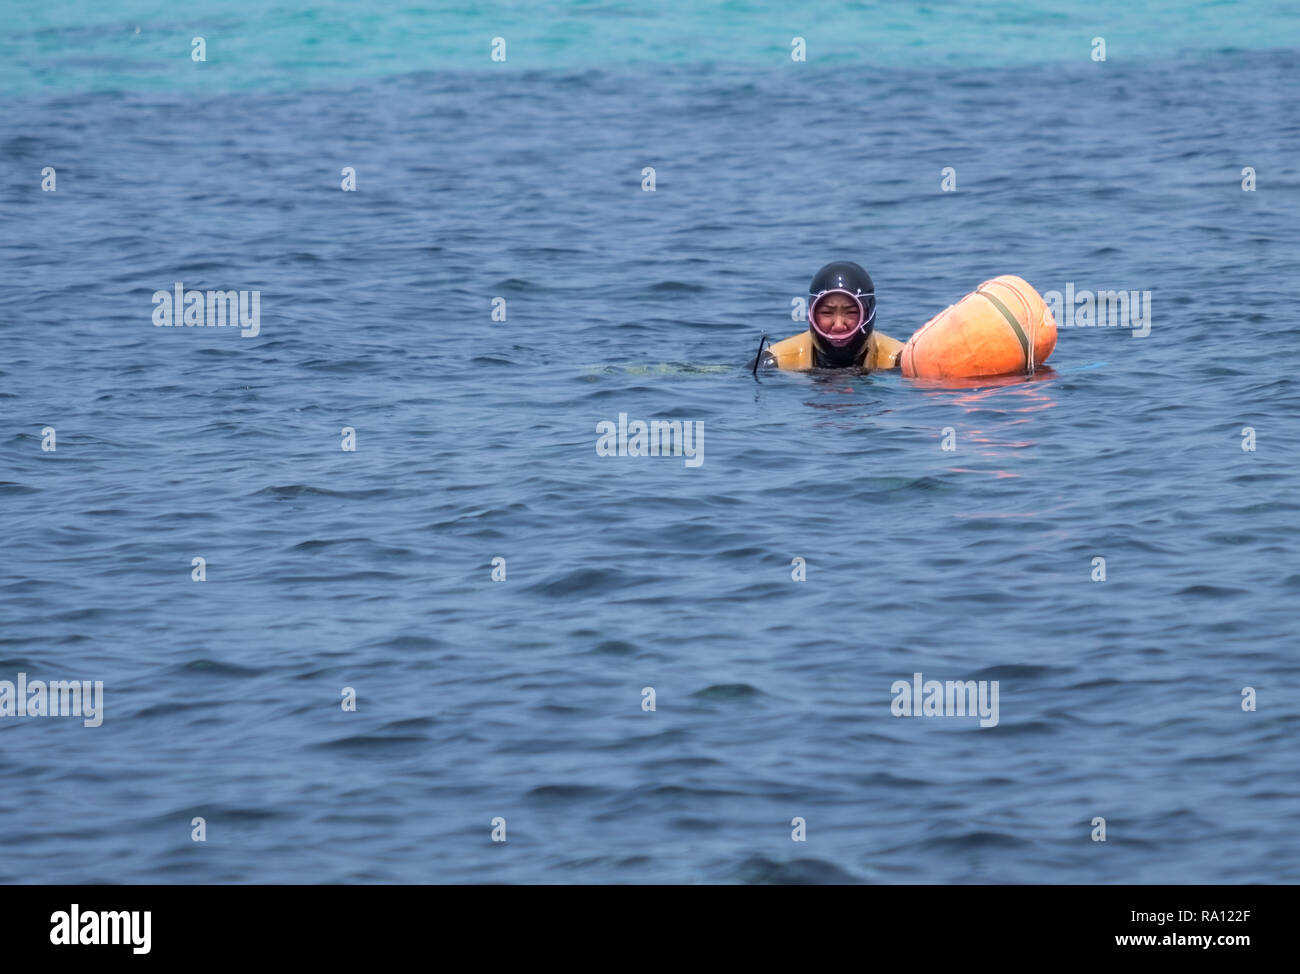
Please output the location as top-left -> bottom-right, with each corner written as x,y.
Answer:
813,295 -> 862,335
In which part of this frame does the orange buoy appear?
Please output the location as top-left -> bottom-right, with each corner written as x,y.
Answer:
901,275 -> 1057,380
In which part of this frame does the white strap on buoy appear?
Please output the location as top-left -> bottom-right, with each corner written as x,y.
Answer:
1027,308 -> 1036,374
999,280 -> 1037,375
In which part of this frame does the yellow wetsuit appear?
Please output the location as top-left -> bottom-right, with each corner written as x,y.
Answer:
763,330 -> 905,371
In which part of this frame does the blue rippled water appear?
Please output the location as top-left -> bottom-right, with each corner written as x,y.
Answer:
2,1 -> 1299,883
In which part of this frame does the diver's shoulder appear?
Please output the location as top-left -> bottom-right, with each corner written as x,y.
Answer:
869,330 -> 904,369
765,331 -> 812,370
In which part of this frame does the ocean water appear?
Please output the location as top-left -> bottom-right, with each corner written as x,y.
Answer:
2,1 -> 1299,884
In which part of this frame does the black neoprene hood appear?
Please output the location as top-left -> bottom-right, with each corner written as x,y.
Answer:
808,260 -> 876,367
